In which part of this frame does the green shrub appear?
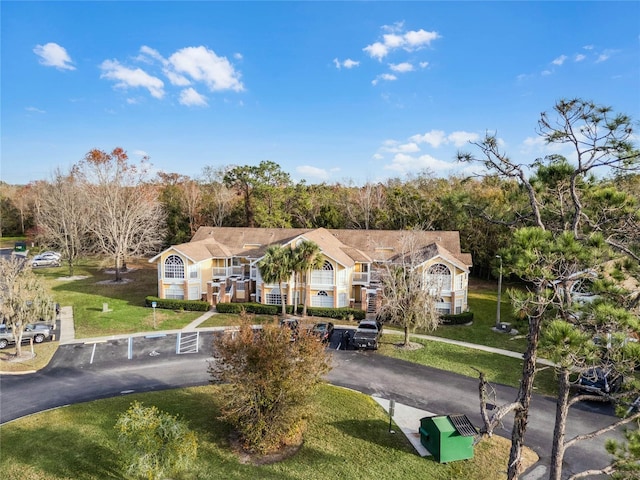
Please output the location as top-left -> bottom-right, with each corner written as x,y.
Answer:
115,401 -> 198,480
144,296 -> 209,312
440,311 -> 474,325
215,303 -> 365,321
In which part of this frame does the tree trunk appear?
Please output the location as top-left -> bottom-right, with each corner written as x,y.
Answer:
279,281 -> 286,315
507,313 -> 542,480
302,271 -> 309,317
549,368 -> 571,480
404,325 -> 409,346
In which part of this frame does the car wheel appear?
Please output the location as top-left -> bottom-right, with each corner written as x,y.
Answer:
0,339 -> 8,349
34,334 -> 45,343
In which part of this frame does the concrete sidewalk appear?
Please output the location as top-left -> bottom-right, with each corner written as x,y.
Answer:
372,396 -> 432,457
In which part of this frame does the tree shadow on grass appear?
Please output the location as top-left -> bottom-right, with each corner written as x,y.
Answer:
0,425 -> 121,479
330,418 -> 414,453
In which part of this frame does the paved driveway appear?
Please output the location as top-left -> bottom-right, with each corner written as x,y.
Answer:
1,328 -> 619,479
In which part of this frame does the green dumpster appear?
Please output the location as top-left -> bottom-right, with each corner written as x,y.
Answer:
419,414 -> 476,463
14,241 -> 26,252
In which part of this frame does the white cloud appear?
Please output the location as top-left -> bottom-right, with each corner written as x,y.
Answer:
333,58 -> 360,69
447,131 -> 479,147
404,29 -> 440,49
33,42 -> 75,70
419,61 -> 429,69
372,73 -> 397,85
363,42 -> 389,61
297,165 -> 330,181
574,53 -> 586,62
552,55 -> 567,66
179,87 -> 208,107
364,25 -> 440,60
25,106 -> 46,114
233,52 -> 243,61
384,152 -> 452,174
166,70 -> 191,86
343,59 -> 359,69
133,150 -> 149,158
541,69 -> 553,76
410,130 -> 447,148
389,62 -> 414,73
168,46 -> 244,92
100,59 -> 165,99
139,45 -> 165,63
583,45 -> 594,50
596,51 -> 611,63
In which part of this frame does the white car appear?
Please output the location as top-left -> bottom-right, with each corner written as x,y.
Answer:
31,254 -> 61,267
40,251 -> 62,260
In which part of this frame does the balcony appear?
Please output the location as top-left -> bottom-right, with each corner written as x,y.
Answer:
352,272 -> 369,284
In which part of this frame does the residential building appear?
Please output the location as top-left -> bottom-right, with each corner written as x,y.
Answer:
149,227 -> 473,315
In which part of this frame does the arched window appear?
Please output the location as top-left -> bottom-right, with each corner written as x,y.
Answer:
311,260 -> 334,285
426,263 -> 451,290
164,255 -> 185,279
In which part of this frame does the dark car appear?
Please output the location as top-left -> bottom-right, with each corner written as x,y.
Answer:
279,318 -> 299,341
311,322 -> 335,343
577,366 -> 623,395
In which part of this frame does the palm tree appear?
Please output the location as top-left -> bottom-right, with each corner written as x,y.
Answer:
257,245 -> 293,315
293,240 -> 323,317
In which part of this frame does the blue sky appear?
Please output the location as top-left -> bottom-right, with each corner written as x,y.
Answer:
2,1 -> 639,186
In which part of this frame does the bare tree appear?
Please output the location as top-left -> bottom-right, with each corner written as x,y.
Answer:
377,229 -> 441,346
201,166 -> 235,227
34,169 -> 89,276
0,257 -> 55,357
73,148 -> 166,282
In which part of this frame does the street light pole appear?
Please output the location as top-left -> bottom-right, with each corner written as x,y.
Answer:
495,255 -> 502,329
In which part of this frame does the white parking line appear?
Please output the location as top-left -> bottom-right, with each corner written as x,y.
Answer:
83,340 -> 106,365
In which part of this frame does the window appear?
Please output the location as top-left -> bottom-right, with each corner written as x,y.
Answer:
189,265 -> 198,279
426,263 -> 451,290
266,288 -> 286,305
165,285 -> 184,300
164,255 -> 185,279
312,290 -> 334,307
311,260 -> 334,285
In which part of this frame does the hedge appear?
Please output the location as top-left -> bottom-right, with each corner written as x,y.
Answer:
439,311 -> 474,325
215,302 -> 365,320
144,296 -> 210,312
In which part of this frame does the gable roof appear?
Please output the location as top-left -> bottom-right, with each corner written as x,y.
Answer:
160,226 -> 472,269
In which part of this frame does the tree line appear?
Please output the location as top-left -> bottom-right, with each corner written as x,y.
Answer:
0,151 -> 628,280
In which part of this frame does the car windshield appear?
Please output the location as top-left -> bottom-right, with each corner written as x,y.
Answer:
358,324 -> 377,330
314,324 -> 327,332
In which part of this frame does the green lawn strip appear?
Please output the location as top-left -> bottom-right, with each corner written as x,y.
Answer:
0,384 -> 534,480
421,287 -> 528,353
379,335 -> 557,397
197,313 -> 280,328
37,260 -> 201,338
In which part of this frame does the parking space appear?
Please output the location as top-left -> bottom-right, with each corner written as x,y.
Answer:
53,332 -> 216,369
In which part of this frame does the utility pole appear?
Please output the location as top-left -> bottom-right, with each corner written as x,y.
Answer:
495,255 -> 502,329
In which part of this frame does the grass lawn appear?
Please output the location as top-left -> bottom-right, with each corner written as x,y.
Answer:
36,258 -> 202,338
378,336 -> 557,397
417,278 -> 529,353
0,341 -> 59,373
0,384 -> 537,480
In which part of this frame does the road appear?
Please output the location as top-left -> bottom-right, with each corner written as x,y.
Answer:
0,329 -> 620,479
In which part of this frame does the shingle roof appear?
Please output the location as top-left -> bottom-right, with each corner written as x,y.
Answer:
184,226 -> 472,268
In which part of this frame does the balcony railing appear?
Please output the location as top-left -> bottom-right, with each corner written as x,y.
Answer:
352,272 -> 369,284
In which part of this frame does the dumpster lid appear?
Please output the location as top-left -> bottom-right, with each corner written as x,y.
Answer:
447,414 -> 476,436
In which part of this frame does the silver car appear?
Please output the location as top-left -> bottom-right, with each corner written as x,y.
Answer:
0,323 -> 52,349
31,254 -> 61,267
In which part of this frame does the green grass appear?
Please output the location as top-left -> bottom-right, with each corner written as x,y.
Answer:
197,312 -> 280,328
36,258 -> 202,338
397,279 -> 529,353
379,336 -> 557,397
0,384 -> 537,480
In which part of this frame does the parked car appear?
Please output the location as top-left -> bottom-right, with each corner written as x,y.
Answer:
31,254 -> 61,267
352,319 -> 383,350
0,323 -> 52,349
40,251 -> 61,260
279,318 -> 299,342
577,366 -> 623,396
311,322 -> 334,343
